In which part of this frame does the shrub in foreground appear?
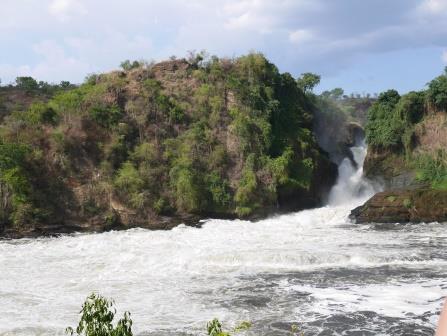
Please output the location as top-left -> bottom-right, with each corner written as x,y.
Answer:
67,293 -> 305,335
66,293 -> 132,336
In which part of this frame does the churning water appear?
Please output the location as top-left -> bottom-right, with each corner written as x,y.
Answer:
0,143 -> 445,336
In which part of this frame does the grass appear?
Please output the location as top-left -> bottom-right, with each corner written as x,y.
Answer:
412,150 -> 447,190
386,195 -> 397,202
432,177 -> 447,190
403,198 -> 412,209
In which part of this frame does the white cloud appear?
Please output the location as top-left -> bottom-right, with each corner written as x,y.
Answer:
27,40 -> 91,82
1,0 -> 447,84
420,0 -> 447,12
48,0 -> 86,21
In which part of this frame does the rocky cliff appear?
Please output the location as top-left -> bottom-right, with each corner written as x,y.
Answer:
0,54 -> 339,238
351,70 -> 447,223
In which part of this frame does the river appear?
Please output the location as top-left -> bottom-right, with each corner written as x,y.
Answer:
0,143 -> 445,335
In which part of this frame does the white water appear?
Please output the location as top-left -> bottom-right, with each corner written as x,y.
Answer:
0,143 -> 445,336
328,140 -> 376,206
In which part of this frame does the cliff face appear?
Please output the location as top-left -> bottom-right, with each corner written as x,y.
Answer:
351,73 -> 447,223
364,111 -> 447,188
0,54 -> 338,238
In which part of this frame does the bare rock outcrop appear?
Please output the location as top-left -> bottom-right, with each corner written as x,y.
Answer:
350,188 -> 447,223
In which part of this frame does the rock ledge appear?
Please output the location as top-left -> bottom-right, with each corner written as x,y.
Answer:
350,188 -> 447,223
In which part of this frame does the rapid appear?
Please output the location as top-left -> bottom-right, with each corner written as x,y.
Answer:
0,141 -> 445,335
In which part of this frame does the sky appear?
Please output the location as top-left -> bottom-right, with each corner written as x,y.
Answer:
1,0 -> 447,94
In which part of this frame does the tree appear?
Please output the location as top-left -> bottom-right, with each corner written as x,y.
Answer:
89,104 -> 123,129
320,88 -> 344,100
330,87 -> 344,100
377,89 -> 400,107
0,142 -> 30,224
114,162 -> 144,195
427,70 -> 447,111
66,293 -> 132,336
296,72 -> 320,93
15,76 -> 38,92
396,91 -> 425,124
60,81 -> 73,89
365,89 -> 404,147
120,60 -> 141,71
20,102 -> 58,125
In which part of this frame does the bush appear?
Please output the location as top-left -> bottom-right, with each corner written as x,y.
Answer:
206,172 -> 231,210
269,146 -> 294,185
89,104 -> 123,128
207,318 -> 252,336
170,166 -> 206,213
153,197 -> 171,215
414,150 -> 447,189
131,142 -> 157,163
10,202 -> 36,228
66,293 -> 132,336
396,91 -> 425,124
403,198 -> 412,209
366,90 -> 404,147
67,295 -> 255,336
49,88 -> 86,121
0,142 -> 31,221
14,102 -> 58,126
235,156 -> 258,216
114,162 -> 144,196
207,319 -> 230,336
107,137 -> 130,170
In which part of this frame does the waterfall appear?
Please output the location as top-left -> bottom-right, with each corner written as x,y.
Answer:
0,134 -> 441,336
327,138 -> 376,206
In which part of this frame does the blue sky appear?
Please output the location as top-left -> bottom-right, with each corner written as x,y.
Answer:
1,0 -> 447,94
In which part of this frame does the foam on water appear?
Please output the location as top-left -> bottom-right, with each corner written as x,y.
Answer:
0,142 -> 445,335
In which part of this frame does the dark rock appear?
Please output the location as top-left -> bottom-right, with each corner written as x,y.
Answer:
346,122 -> 365,147
350,188 -> 447,223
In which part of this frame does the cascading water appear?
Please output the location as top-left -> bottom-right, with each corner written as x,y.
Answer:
0,139 -> 445,336
328,139 -> 376,206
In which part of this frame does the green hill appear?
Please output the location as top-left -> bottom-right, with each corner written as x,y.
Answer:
0,53 -> 338,237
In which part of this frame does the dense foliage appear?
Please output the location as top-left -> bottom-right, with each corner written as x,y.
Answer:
426,67 -> 447,111
0,53 -> 334,233
365,68 -> 447,189
366,89 -> 404,148
366,68 -> 447,149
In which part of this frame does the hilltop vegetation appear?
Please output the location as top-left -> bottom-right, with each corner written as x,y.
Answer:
351,68 -> 447,224
364,67 -> 447,189
0,53 -> 340,237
